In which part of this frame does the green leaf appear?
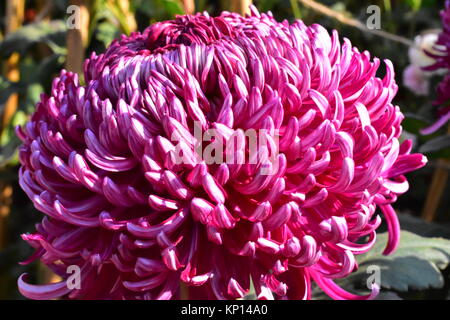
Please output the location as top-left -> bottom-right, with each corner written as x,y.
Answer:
257,0 -> 280,12
95,21 -> 120,48
136,0 -> 184,20
0,77 -> 19,107
0,21 -> 66,57
289,0 -> 302,19
342,231 -> 450,292
0,110 -> 27,168
398,214 -> 450,239
405,0 -> 423,11
402,113 -> 429,135
20,83 -> 45,115
418,135 -> 450,154
0,138 -> 19,168
160,0 -> 184,16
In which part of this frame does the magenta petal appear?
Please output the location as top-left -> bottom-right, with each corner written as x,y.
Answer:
18,274 -> 71,300
380,204 -> 400,255
311,271 -> 379,300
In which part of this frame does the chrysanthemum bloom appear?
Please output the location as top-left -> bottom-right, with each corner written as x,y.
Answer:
17,7 -> 426,300
403,30 -> 444,96
422,0 -> 450,134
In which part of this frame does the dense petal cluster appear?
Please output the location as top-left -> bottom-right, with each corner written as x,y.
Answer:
422,0 -> 450,134
17,8 -> 426,300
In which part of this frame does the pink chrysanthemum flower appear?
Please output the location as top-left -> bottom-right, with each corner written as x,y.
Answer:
17,7 -> 426,300
422,0 -> 450,134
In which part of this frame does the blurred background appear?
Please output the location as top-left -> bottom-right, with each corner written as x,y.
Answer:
0,0 -> 449,300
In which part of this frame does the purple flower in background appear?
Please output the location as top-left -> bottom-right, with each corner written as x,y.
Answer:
402,30 -> 443,96
17,7 -> 426,300
403,64 -> 430,96
422,0 -> 450,134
